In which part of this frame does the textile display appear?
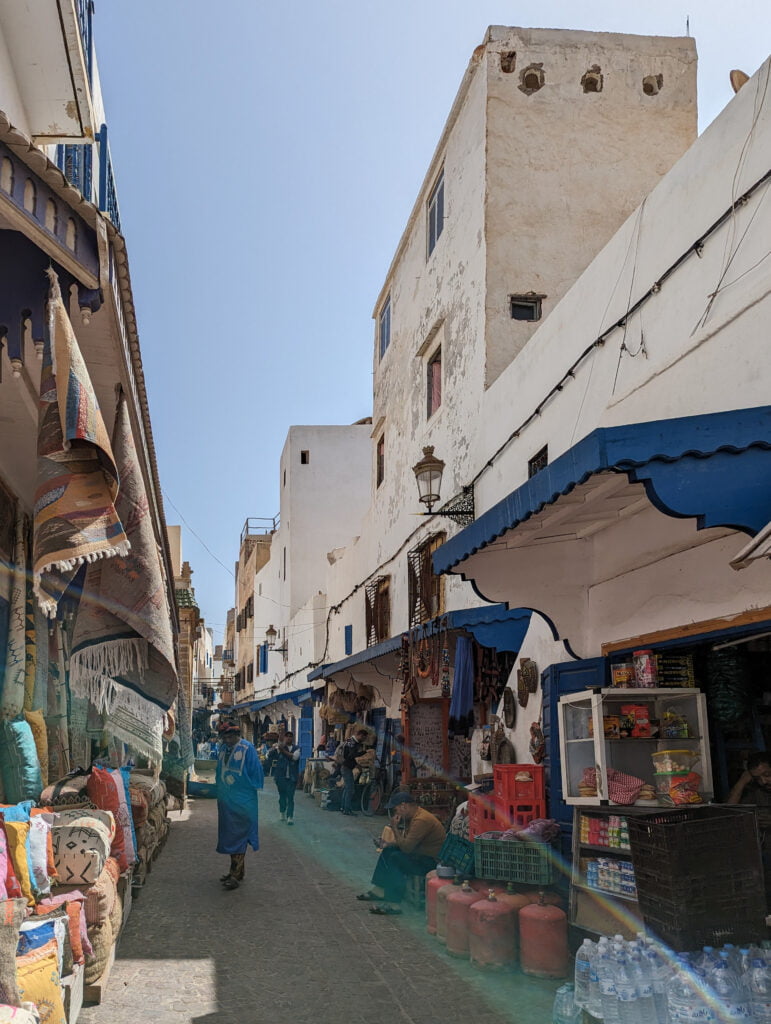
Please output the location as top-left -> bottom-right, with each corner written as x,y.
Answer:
35,895 -> 89,964
20,910 -> 68,977
448,636 -> 475,738
0,897 -> 26,1005
21,578 -> 35,715
70,391 -> 177,718
17,920 -> 55,957
38,773 -> 89,810
15,939 -> 66,1024
44,629 -> 68,786
31,608 -> 48,716
47,809 -> 114,845
0,722 -> 42,807
2,824 -> 33,906
22,713 -> 48,791
53,860 -> 116,927
0,514 -> 28,721
84,768 -> 134,872
83,920 -> 112,986
33,271 -> 128,618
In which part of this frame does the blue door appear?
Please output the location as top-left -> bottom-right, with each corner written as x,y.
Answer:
298,706 -> 314,774
542,657 -> 607,863
370,708 -> 387,762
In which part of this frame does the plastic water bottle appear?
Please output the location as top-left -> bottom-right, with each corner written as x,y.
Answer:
588,943 -> 605,1020
575,939 -> 595,1010
700,949 -> 720,973
553,983 -> 582,1024
599,947 -> 622,1024
736,950 -> 752,979
629,949 -> 658,1023
709,952 -> 752,1023
747,958 -> 771,1024
643,946 -> 670,1024
616,955 -> 641,1024
668,956 -> 715,1023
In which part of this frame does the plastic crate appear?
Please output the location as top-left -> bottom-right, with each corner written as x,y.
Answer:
438,833 -> 476,876
474,837 -> 554,885
497,799 -> 547,831
494,764 -> 545,805
628,806 -> 766,950
468,791 -> 498,839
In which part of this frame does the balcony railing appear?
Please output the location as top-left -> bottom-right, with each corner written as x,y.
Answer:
75,0 -> 94,83
241,516 -> 280,544
55,144 -> 93,201
96,125 -> 121,233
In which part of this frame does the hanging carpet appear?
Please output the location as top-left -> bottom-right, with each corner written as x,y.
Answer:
1,510 -> 28,720
70,392 -> 178,715
33,270 -> 128,617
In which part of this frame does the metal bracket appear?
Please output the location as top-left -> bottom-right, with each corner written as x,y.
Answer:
433,485 -> 475,526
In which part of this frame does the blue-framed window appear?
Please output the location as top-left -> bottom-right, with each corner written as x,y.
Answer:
344,625 -> 353,656
259,643 -> 269,675
379,297 -> 391,360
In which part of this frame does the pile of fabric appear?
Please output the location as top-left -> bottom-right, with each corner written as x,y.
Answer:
127,771 -> 169,887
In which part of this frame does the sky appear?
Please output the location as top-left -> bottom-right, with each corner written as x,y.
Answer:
93,1 -> 771,645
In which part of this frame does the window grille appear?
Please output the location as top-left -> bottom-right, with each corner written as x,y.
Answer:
407,534 -> 446,629
365,576 -> 391,646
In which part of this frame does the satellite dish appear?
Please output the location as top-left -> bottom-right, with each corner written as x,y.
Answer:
730,70 -> 750,93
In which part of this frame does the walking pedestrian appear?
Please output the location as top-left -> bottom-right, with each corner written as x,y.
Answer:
340,728 -> 369,816
215,720 -> 264,890
272,731 -> 301,825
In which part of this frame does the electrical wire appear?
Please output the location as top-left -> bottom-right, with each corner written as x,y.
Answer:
162,490 -> 235,579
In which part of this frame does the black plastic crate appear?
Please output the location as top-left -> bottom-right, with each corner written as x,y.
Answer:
628,806 -> 766,950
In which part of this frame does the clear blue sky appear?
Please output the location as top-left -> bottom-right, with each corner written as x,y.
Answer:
94,1 -> 771,645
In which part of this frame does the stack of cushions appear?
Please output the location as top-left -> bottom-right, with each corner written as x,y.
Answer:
0,806 -> 53,908
128,772 -> 169,885
15,940 -> 66,1024
85,768 -> 136,873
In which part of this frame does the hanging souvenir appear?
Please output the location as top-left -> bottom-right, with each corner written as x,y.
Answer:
521,657 -> 539,693
478,726 -> 491,761
529,721 -> 546,764
517,664 -> 529,708
503,686 -> 516,728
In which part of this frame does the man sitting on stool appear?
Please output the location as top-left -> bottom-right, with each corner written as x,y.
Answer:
357,791 -> 445,915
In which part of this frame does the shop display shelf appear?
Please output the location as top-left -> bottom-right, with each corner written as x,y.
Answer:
574,882 -> 639,904
578,842 -> 632,855
474,836 -> 554,885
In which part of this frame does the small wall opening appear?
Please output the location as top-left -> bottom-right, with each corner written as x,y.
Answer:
582,66 -> 603,93
66,218 -> 77,250
45,198 -> 58,233
500,51 -> 516,74
642,74 -> 663,96
528,445 -> 549,479
520,64 -> 544,95
23,179 -> 36,214
300,450 -> 310,465
0,157 -> 13,193
510,293 -> 544,322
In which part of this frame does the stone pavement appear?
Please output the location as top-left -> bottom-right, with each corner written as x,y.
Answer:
78,784 -> 559,1024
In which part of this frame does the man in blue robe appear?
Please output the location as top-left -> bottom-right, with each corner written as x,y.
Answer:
216,721 -> 264,890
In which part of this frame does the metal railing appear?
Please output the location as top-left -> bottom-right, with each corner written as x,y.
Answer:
241,516 -> 280,544
75,0 -> 94,83
55,144 -> 93,201
96,124 -> 121,233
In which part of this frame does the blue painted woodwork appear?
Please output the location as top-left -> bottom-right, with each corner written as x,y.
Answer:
298,705 -> 313,773
370,708 -> 387,762
344,625 -> 353,656
434,408 -> 771,576
96,125 -> 121,234
0,140 -> 100,282
75,0 -> 94,83
542,657 -> 607,865
55,144 -> 93,202
309,604 -> 532,681
258,642 -> 268,675
230,685 -> 318,713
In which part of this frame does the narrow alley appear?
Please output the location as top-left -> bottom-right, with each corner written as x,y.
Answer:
78,789 -> 557,1024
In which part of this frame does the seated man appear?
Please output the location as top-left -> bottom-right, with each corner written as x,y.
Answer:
727,749 -> 771,906
357,791 -> 445,915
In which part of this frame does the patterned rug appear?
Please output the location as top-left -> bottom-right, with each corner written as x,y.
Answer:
70,392 -> 178,717
0,510 -> 29,720
33,270 -> 128,617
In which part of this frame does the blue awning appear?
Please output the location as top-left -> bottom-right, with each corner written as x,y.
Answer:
434,407 -> 771,576
308,605 -> 532,682
229,685 -> 317,713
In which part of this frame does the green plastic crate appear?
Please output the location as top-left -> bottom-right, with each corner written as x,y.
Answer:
438,833 -> 475,876
474,836 -> 553,885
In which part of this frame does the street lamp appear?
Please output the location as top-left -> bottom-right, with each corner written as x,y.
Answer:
265,624 -> 277,649
411,446 -> 475,525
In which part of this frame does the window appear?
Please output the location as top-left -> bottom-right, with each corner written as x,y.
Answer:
246,662 -> 254,684
344,625 -> 353,656
376,435 -> 385,487
510,294 -> 543,321
427,347 -> 442,418
379,297 -> 391,360
528,445 -> 549,478
407,534 -> 446,628
259,643 -> 268,675
300,450 -> 309,465
427,171 -> 444,258
283,546 -> 287,580
365,576 -> 391,646
283,468 -> 286,487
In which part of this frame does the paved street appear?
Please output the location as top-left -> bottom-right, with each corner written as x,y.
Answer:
79,785 -> 559,1024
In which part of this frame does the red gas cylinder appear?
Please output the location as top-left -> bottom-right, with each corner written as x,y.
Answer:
446,881 -> 482,957
426,870 -> 450,935
519,892 -> 569,979
469,890 -> 518,969
435,878 -> 462,944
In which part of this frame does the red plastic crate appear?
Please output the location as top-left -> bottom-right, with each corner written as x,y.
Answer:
493,764 -> 545,805
496,799 -> 547,831
467,791 -> 498,839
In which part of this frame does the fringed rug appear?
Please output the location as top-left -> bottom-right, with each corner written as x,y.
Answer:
1,510 -> 29,720
70,392 -> 178,718
33,270 -> 128,617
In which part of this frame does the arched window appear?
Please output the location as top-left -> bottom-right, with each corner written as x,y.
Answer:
0,157 -> 13,193
23,179 -> 36,214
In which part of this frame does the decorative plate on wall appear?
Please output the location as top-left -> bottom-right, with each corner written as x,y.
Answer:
503,687 -> 516,728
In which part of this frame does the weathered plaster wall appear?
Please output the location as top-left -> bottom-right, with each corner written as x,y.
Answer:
0,26 -> 29,134
483,27 -> 697,384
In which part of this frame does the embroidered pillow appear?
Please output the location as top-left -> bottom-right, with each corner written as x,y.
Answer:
0,721 -> 42,804
50,825 -> 109,886
0,1003 -> 41,1022
2,823 -> 34,906
15,940 -> 66,1024
22,711 -> 48,790
0,898 -> 27,1006
117,767 -> 138,866
21,909 -> 69,977
50,809 -> 115,844
85,768 -> 134,871
0,803 -> 34,823
53,861 -> 116,927
17,919 -> 55,955
27,818 -> 51,897
39,772 -> 89,808
35,897 -> 87,965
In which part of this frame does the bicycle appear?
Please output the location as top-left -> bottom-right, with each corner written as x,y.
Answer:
359,746 -> 398,816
